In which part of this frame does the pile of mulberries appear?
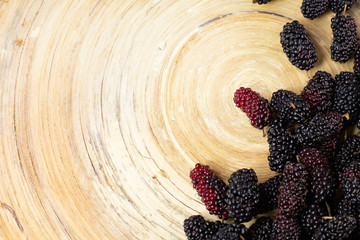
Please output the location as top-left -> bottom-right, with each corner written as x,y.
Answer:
183,2 -> 360,239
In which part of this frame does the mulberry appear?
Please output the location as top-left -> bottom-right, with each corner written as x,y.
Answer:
300,204 -> 327,235
271,214 -> 301,240
309,165 -> 334,203
329,0 -> 357,13
296,112 -> 344,147
280,20 -> 317,70
301,71 -> 335,113
331,14 -> 358,63
257,174 -> 283,213
333,134 -> 360,173
271,90 -> 311,123
332,72 -> 360,124
311,215 -> 357,240
267,118 -> 297,173
190,164 -> 229,218
301,0 -> 329,19
183,215 -> 225,240
278,163 -> 308,216
226,169 -> 259,223
233,87 -> 272,129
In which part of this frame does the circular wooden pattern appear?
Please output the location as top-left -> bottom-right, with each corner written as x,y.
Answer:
0,0 -> 359,239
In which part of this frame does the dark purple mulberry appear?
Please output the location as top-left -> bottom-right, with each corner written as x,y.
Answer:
271,214 -> 301,240
267,119 -> 297,173
280,20 -> 317,70
300,204 -> 327,235
278,163 -> 309,216
257,174 -> 283,213
309,165 -> 334,203
331,14 -> 358,63
296,112 -> 344,147
311,215 -> 357,240
332,72 -> 360,124
301,71 -> 335,113
183,215 -> 225,240
301,0 -> 329,19
333,134 -> 360,173
226,169 -> 259,223
271,90 -> 311,123
329,0 -> 357,13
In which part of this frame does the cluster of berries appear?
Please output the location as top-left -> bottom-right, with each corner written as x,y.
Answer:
184,69 -> 360,239
183,1 -> 360,239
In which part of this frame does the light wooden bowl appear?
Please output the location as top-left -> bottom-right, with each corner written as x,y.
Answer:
0,0 -> 358,239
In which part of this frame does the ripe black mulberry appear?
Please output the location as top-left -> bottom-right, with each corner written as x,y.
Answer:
183,215 -> 225,240
331,14 -> 358,63
311,215 -> 357,240
301,71 -> 335,113
226,169 -> 259,223
278,163 -> 308,216
257,174 -> 283,213
329,0 -> 357,13
280,20 -> 317,70
301,0 -> 329,19
296,112 -> 344,147
271,90 -> 311,123
332,72 -> 360,124
267,118 -> 297,173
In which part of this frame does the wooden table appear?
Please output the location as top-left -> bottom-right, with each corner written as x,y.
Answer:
0,0 -> 357,239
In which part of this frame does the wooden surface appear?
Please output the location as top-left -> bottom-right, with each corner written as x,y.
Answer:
0,0 -> 358,239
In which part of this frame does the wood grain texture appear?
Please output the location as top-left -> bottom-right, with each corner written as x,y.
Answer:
0,0 -> 359,239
